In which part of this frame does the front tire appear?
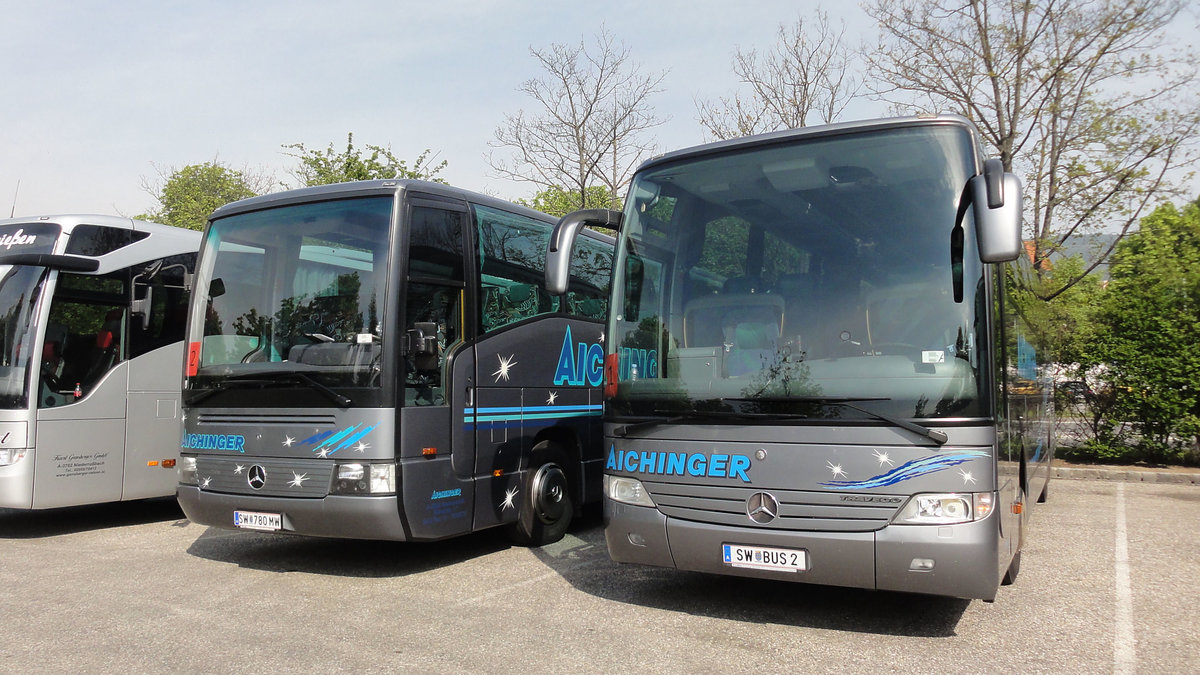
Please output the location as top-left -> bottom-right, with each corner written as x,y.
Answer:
506,446 -> 574,546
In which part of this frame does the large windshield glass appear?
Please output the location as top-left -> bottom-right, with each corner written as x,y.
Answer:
0,222 -> 61,409
188,197 -> 392,404
0,265 -> 49,409
611,124 -> 988,420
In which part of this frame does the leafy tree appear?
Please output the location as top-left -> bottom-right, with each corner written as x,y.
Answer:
489,29 -> 666,212
695,9 -> 862,140
863,0 -> 1200,300
1014,255 -> 1104,366
517,185 -> 620,218
1081,198 -> 1200,463
139,161 -> 272,231
283,133 -> 447,187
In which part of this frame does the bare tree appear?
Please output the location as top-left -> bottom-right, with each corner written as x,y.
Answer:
695,10 -> 862,140
489,29 -> 667,211
864,0 -> 1200,299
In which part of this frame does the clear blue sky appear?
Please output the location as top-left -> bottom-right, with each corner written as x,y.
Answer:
0,1 -> 1194,219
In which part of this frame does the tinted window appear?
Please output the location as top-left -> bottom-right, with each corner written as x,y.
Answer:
475,205 -> 554,332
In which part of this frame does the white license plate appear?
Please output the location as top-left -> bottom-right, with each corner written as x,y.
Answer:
722,543 -> 807,572
234,510 -> 282,531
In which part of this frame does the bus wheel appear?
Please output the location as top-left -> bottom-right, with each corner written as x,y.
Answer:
506,447 -> 573,547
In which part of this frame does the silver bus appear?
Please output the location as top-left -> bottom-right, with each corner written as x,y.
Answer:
0,215 -> 199,509
176,180 -> 613,545
546,115 -> 1051,600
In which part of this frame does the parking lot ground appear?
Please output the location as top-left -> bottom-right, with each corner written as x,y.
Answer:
2,478 -> 1198,673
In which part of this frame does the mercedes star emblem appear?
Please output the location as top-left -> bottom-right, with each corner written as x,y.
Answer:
746,491 -> 779,524
247,465 -> 267,490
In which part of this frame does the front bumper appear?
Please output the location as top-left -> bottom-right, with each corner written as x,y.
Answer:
604,499 -> 1001,601
176,486 -> 409,541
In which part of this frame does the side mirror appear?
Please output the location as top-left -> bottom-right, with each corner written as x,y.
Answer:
130,289 -> 153,331
545,209 -> 622,295
971,159 -> 1023,263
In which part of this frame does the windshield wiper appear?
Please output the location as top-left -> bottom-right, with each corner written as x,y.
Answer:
286,372 -> 352,408
186,373 -> 352,408
723,396 -> 947,445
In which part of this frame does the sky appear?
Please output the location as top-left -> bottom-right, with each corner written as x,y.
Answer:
0,1 -> 1196,220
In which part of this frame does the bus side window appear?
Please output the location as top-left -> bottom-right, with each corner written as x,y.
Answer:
474,205 -> 553,332
565,236 -> 612,321
40,272 -> 127,407
130,252 -> 197,357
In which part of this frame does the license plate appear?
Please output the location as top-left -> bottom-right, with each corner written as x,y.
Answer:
233,510 -> 282,531
722,543 -> 807,572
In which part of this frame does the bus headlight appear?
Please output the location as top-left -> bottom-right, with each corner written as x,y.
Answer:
0,448 -> 27,466
178,456 -> 198,486
331,463 -> 396,495
604,475 -> 656,507
893,492 -> 993,525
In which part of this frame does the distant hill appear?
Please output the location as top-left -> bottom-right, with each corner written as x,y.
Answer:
1048,233 -> 1120,278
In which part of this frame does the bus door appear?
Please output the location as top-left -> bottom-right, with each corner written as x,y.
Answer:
400,198 -> 475,539
122,253 -> 195,500
33,270 -> 129,508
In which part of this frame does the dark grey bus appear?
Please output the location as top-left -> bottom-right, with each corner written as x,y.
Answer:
0,215 -> 199,508
176,180 -> 613,545
546,115 -> 1052,600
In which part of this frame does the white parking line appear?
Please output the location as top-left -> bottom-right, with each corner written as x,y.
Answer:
1114,483 -> 1135,673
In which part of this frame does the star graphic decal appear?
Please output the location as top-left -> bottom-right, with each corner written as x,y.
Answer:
233,464 -> 246,475
492,354 -> 517,382
501,486 -> 519,510
283,436 -> 296,447
872,450 -> 894,467
826,461 -> 847,478
546,391 -> 558,405
315,447 -> 331,459
599,331 -> 605,344
354,441 -> 370,453
200,476 -> 212,489
287,472 -> 309,488
959,468 -> 978,485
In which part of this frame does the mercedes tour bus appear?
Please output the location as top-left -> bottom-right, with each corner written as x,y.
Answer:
176,180 -> 613,545
546,115 -> 1053,600
0,214 -> 199,509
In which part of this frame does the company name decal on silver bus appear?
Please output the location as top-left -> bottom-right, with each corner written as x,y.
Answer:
0,229 -> 39,249
180,433 -> 246,452
606,445 -> 752,483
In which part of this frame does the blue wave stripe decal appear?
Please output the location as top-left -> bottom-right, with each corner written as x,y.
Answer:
819,450 -> 989,490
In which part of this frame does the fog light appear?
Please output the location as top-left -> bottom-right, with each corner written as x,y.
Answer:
0,448 -> 27,466
628,532 -> 646,547
910,558 -> 935,571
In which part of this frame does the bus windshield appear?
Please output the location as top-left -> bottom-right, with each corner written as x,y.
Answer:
0,265 -> 48,409
188,196 -> 392,400
611,124 -> 989,421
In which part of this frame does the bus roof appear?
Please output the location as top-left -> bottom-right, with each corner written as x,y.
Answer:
0,213 -> 200,248
635,114 -> 979,175
209,179 -> 560,226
